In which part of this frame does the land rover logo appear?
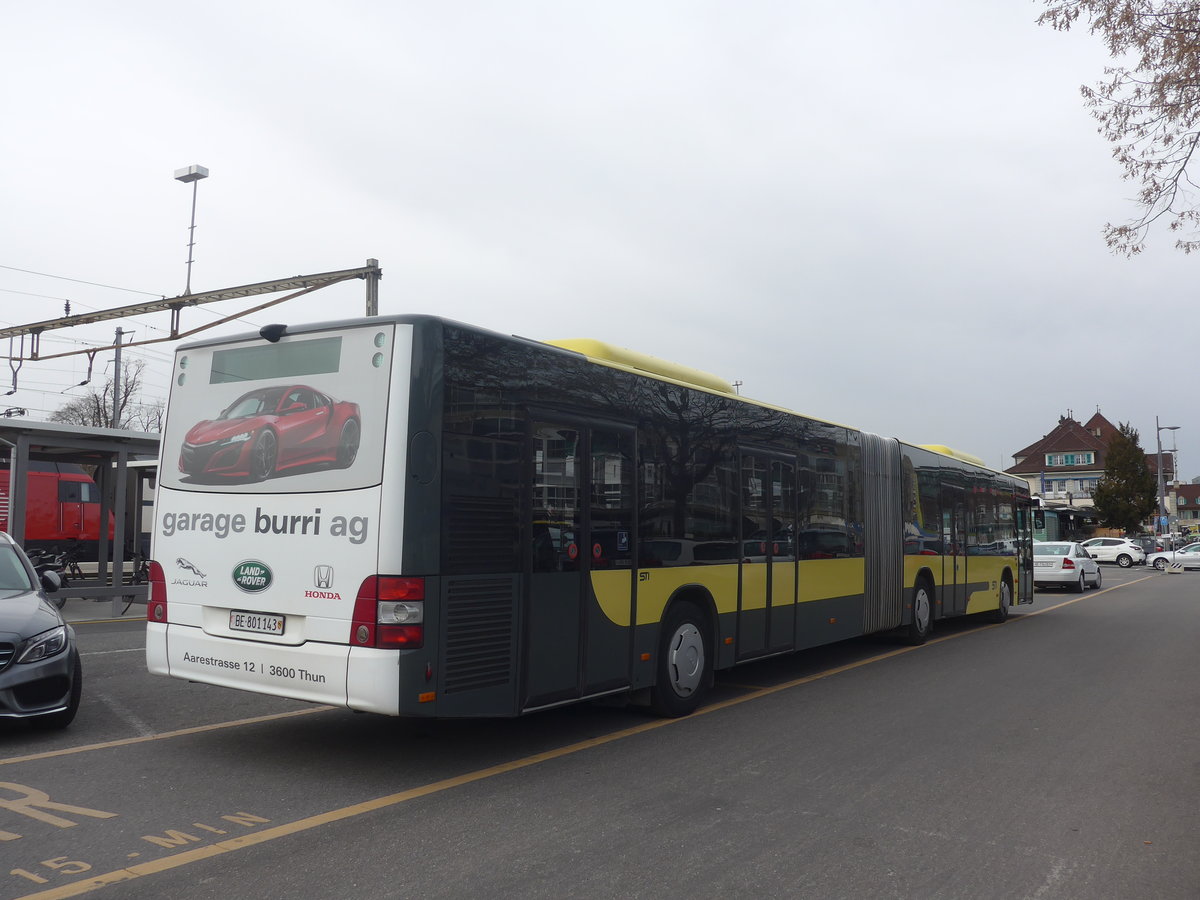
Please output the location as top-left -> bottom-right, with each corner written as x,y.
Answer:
233,560 -> 273,592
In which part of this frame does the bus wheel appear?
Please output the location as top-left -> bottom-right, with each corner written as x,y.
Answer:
250,430 -> 277,482
905,580 -> 933,645
650,603 -> 710,717
989,579 -> 1011,623
337,419 -> 360,468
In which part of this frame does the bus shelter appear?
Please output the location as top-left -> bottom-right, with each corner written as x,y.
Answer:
0,420 -> 159,614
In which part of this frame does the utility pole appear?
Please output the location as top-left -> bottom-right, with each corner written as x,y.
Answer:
112,328 -> 123,429
365,258 -> 380,315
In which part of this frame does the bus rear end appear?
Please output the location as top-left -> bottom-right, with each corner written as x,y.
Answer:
146,320 -> 417,714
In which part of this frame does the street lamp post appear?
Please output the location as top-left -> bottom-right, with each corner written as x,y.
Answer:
174,164 -> 209,295
1156,416 -> 1180,537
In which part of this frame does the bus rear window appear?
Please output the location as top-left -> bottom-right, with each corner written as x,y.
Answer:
210,337 -> 342,383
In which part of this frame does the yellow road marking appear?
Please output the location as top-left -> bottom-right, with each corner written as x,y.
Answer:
13,576 -> 1148,898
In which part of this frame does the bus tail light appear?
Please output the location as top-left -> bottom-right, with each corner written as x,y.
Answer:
351,576 -> 425,649
146,560 -> 168,623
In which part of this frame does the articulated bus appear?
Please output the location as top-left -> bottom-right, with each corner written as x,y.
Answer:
147,315 -> 1034,718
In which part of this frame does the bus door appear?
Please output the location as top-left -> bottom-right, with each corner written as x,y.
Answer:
525,421 -> 634,709
737,452 -> 797,659
940,480 -> 968,616
1017,500 -> 1034,602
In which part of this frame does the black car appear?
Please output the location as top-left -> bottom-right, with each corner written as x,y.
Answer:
0,532 -> 80,729
1131,536 -> 1164,557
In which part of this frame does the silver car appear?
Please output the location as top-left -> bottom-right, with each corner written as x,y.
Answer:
1080,537 -> 1146,568
1146,541 -> 1200,571
1033,541 -> 1103,592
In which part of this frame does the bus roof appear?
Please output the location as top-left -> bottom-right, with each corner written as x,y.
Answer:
174,314 -> 1011,482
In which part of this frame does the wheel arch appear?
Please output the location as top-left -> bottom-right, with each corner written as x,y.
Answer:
911,566 -> 937,620
660,584 -> 718,668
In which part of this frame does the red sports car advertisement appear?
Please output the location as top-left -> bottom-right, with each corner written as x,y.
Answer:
159,324 -> 397,494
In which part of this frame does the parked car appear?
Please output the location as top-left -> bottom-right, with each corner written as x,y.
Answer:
1079,537 -> 1147,568
0,531 -> 80,729
1131,536 -> 1163,557
1146,541 -> 1200,571
1033,541 -> 1103,592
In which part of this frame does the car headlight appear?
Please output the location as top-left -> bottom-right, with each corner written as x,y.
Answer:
16,626 -> 68,663
220,432 -> 254,446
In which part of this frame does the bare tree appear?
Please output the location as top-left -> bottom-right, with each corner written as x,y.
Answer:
50,359 -> 163,431
1040,1 -> 1200,254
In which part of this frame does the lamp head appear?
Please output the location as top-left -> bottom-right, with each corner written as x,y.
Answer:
174,165 -> 209,184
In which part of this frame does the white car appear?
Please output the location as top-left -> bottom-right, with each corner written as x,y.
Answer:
1146,542 -> 1200,571
1079,537 -> 1146,568
1033,541 -> 1103,592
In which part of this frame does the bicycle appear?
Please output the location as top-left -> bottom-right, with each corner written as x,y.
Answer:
59,542 -> 84,583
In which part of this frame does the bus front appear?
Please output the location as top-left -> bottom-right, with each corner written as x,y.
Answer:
146,320 -> 420,715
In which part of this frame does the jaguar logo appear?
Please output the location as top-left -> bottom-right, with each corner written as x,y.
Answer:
176,557 -> 207,578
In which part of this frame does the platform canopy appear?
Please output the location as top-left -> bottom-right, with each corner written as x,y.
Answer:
0,419 -> 160,611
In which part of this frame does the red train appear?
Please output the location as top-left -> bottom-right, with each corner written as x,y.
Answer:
0,461 -> 112,559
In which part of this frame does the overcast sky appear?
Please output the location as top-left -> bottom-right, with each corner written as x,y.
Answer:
2,1 -> 1193,481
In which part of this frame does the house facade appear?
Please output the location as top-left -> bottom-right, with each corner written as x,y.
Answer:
1005,411 -> 1176,517
1175,482 -> 1200,533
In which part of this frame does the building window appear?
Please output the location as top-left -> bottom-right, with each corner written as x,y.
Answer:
1045,452 -> 1095,467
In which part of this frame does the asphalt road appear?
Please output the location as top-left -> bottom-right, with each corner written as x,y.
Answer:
2,565 -> 1197,899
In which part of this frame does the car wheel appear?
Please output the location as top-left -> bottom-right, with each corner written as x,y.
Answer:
33,650 -> 81,730
905,578 -> 934,644
1154,557 -> 1168,571
249,430 -> 277,482
1116,554 -> 1132,568
1073,573 -> 1085,593
336,419 -> 360,468
989,579 -> 1011,623
650,602 -> 710,717
1092,568 -> 1103,589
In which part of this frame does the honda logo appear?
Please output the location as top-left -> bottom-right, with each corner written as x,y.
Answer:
314,566 -> 334,589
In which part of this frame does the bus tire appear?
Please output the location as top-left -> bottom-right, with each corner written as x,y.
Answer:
337,419 -> 360,468
905,578 -> 933,645
650,602 -> 710,718
249,430 -> 277,482
989,578 -> 1012,623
